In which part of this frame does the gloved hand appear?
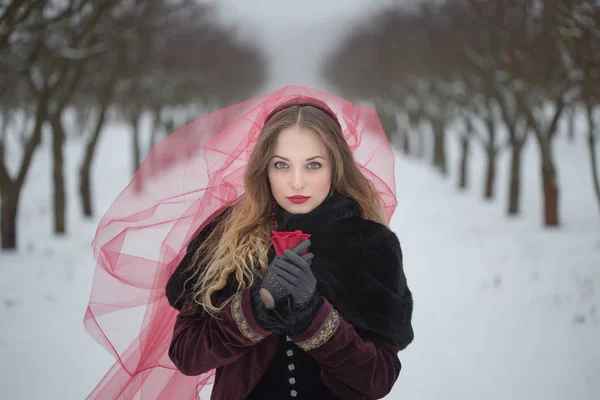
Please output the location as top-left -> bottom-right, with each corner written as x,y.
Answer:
273,248 -> 317,310
260,239 -> 314,309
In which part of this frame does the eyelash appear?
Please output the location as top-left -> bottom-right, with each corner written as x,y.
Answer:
273,161 -> 321,170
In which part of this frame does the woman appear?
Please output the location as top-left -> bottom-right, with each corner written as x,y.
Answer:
165,99 -> 414,399
84,86 -> 412,400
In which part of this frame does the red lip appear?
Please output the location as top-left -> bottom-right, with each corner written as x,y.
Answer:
287,196 -> 310,204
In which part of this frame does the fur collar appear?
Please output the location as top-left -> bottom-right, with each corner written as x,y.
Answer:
273,191 -> 363,233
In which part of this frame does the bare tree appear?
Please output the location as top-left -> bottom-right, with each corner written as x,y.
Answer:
450,0 -> 518,202
73,1 -> 146,218
111,0 -> 266,183
75,43 -> 128,218
0,0 -> 266,249
324,4 -> 455,174
457,115 -> 473,190
586,102 -> 600,216
0,1 -> 69,248
565,1 -> 600,216
464,0 -> 573,223
326,0 -> 595,226
375,106 -> 399,146
513,1 -> 576,227
395,110 -> 413,156
0,0 -> 128,248
44,1 -> 119,234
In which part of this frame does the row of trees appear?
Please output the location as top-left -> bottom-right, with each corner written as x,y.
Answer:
324,0 -> 600,226
0,0 -> 267,249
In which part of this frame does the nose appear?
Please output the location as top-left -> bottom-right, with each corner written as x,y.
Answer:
290,169 -> 305,190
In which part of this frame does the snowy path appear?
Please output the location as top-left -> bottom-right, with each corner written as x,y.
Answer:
1,125 -> 598,399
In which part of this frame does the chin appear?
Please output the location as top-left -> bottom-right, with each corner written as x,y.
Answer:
284,201 -> 316,214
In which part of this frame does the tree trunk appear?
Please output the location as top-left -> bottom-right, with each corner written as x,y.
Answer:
482,111 -> 497,200
50,114 -> 66,234
130,113 -> 143,193
533,131 -> 560,226
568,106 -> 576,142
508,140 -> 523,215
402,128 -> 411,155
416,128 -> 425,159
0,110 -> 9,160
79,105 -> 108,218
484,147 -> 496,200
131,114 -> 141,177
0,93 -> 48,249
409,112 -> 423,158
525,98 -> 565,227
79,162 -> 92,218
432,119 -> 447,175
458,134 -> 470,190
79,70 -> 118,218
377,109 -> 398,146
586,104 -> 600,217
541,155 -> 559,226
458,117 -> 473,190
496,94 -> 527,215
148,106 -> 161,153
1,187 -> 18,250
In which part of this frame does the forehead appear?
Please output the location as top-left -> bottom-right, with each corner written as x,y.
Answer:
274,126 -> 326,155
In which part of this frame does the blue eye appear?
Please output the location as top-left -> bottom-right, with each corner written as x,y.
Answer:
307,162 -> 321,169
274,161 -> 288,169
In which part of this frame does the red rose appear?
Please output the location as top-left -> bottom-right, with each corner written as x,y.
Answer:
270,230 -> 311,257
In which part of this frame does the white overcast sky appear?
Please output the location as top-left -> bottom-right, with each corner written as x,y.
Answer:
214,0 -> 405,95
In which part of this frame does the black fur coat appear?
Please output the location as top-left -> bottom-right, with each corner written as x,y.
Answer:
166,191 -> 414,350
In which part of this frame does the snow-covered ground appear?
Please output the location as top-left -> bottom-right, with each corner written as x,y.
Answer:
0,118 -> 598,400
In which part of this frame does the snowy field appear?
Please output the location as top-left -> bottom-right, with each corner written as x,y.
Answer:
0,118 -> 598,400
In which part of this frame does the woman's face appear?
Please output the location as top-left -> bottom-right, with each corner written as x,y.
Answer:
267,126 -> 332,214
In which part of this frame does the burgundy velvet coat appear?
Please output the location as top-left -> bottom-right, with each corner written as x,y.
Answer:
166,193 -> 414,399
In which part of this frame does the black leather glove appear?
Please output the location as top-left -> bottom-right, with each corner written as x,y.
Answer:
251,280 -> 321,336
284,295 -> 323,336
251,282 -> 287,334
271,248 -> 317,310
260,239 -> 313,308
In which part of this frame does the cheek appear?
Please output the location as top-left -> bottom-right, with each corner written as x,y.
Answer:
323,167 -> 333,184
316,169 -> 332,191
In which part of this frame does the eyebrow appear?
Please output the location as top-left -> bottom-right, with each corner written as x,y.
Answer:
272,155 -> 325,161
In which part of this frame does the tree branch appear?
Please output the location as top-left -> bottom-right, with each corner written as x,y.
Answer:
16,91 -> 47,188
0,147 -> 11,191
548,97 -> 567,139
0,0 -> 44,51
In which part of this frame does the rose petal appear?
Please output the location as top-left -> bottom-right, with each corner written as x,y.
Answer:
270,230 -> 311,257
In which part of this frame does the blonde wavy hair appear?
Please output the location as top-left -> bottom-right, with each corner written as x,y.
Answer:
186,102 -> 388,314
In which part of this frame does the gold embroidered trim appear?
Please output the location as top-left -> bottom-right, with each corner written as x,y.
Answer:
296,308 -> 340,351
230,293 -> 266,343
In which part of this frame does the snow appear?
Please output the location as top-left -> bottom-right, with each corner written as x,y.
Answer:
0,118 -> 598,399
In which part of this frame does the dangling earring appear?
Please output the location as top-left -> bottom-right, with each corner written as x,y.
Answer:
270,196 -> 278,231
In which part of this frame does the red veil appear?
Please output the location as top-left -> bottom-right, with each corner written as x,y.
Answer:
84,86 -> 398,399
